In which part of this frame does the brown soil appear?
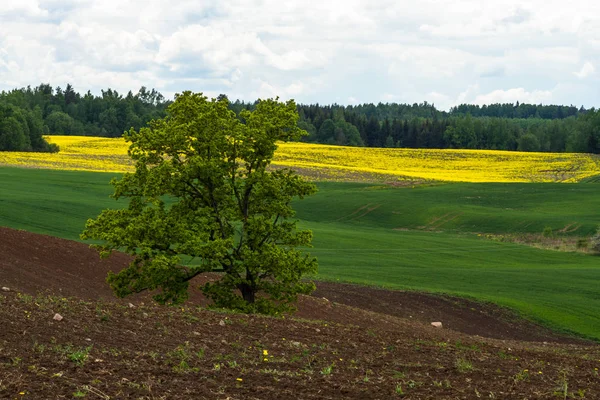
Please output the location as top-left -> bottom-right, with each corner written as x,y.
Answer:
309,282 -> 587,344
1,226 -> 599,399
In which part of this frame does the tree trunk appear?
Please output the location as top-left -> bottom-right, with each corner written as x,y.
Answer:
239,283 -> 255,303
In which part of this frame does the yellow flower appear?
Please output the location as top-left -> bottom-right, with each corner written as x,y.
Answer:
236,378 -> 243,382
263,350 -> 268,356
1,136 -> 597,184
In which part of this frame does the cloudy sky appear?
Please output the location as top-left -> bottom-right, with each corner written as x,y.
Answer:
0,0 -> 598,110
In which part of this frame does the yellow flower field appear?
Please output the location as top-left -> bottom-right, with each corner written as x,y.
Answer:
275,143 -> 600,183
0,135 -> 599,183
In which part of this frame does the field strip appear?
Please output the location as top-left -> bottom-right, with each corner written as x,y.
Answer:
0,136 -> 598,183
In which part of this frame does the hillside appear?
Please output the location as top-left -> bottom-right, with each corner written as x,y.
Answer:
1,166 -> 600,340
1,226 -> 599,399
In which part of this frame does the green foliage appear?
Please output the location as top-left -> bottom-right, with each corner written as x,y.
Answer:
0,102 -> 57,152
578,108 -> 600,154
518,133 -> 541,152
0,116 -> 28,151
455,357 -> 474,373
444,115 -> 477,149
81,92 -> 318,314
68,346 -> 92,366
46,111 -> 75,134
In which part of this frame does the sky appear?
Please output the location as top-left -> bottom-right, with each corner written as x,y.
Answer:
0,0 -> 598,110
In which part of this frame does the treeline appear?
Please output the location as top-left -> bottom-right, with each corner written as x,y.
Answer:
0,84 -> 170,151
1,84 -> 598,154
298,112 -> 600,153
231,101 -> 599,153
449,103 -> 583,119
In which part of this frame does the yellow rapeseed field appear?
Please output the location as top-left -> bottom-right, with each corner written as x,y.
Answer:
0,136 -> 131,173
0,135 -> 599,183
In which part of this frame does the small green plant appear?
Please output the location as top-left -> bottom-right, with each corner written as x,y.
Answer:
289,354 -> 302,363
395,383 -> 404,395
454,341 -> 480,352
173,360 -> 196,373
363,369 -> 371,382
392,370 -> 406,379
69,346 -> 92,366
320,363 -> 334,375
72,390 -> 86,398
95,305 -> 110,322
405,380 -> 418,389
543,226 -> 554,238
455,357 -> 474,373
513,369 -> 530,383
184,313 -> 200,323
10,357 -> 22,366
17,293 -> 34,304
553,370 -> 569,399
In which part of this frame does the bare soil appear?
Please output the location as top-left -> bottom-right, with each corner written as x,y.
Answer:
1,226 -> 599,399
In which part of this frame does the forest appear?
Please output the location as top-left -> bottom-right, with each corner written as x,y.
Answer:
0,84 -> 598,153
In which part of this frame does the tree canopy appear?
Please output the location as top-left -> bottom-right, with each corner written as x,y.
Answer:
0,102 -> 57,152
81,92 -> 318,314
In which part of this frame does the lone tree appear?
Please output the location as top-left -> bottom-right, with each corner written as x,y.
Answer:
82,92 -> 318,314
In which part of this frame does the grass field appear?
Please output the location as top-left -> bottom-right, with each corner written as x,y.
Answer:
1,166 -> 600,339
295,182 -> 600,236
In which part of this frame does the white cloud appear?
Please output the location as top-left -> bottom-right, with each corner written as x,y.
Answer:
382,45 -> 474,79
0,0 -> 49,18
456,84 -> 481,105
427,92 -> 452,110
472,88 -> 554,105
0,0 -> 598,108
574,62 -> 595,79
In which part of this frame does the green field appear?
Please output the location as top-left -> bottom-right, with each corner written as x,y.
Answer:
1,166 -> 600,339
